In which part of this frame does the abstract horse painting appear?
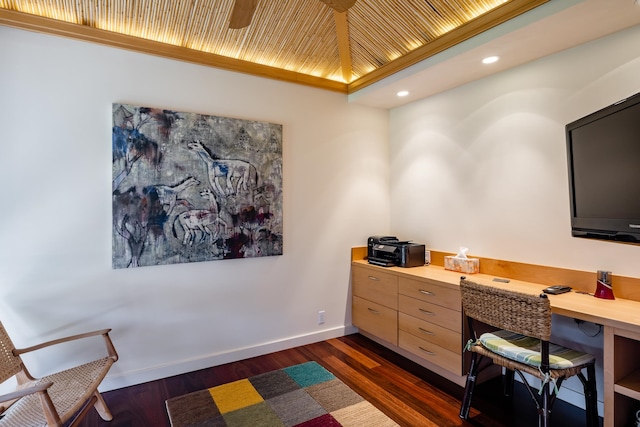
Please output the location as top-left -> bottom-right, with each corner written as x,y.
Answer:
112,103 -> 283,269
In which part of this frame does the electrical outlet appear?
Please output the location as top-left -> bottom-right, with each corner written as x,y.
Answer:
318,310 -> 325,325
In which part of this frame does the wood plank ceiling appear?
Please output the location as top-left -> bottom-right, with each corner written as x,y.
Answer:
0,0 -> 549,93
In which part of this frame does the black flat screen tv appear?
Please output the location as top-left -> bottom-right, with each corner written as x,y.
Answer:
566,91 -> 640,243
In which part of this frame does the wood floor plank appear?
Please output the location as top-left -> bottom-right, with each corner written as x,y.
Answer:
372,364 -> 462,416
321,354 -> 442,426
326,337 -> 381,369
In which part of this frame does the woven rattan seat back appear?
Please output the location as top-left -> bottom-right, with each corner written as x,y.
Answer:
0,322 -> 22,383
460,278 -> 551,341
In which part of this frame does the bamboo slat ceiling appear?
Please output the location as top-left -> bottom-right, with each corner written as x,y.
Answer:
0,0 -> 549,93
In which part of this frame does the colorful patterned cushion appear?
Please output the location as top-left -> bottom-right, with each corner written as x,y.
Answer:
478,330 -> 595,369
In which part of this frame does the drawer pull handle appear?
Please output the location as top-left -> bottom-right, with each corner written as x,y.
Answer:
419,289 -> 434,296
368,308 -> 380,314
419,328 -> 435,335
419,308 -> 435,316
368,276 -> 380,281
419,347 -> 436,356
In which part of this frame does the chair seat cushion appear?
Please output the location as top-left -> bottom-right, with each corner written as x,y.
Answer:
479,330 -> 595,369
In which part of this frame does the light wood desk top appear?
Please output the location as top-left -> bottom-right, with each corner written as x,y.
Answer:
352,259 -> 640,333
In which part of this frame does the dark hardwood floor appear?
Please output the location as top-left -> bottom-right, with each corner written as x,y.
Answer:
78,333 -> 599,426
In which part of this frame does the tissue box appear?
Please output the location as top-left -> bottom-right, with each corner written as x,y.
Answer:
444,256 -> 479,274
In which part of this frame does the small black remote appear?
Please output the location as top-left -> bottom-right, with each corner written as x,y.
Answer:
543,285 -> 572,295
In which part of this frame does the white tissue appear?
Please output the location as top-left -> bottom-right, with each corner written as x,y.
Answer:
455,247 -> 469,259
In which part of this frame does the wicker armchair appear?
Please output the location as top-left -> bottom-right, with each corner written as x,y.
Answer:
0,321 -> 118,427
459,278 -> 598,427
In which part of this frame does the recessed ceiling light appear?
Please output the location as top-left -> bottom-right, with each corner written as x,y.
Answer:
482,56 -> 499,64
397,90 -> 409,97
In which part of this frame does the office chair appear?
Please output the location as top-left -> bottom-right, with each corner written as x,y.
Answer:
459,278 -> 598,427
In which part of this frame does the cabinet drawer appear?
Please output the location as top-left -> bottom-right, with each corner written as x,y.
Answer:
352,296 -> 398,345
399,294 -> 461,332
352,265 -> 398,309
398,312 -> 461,354
398,277 -> 460,311
399,330 -> 462,375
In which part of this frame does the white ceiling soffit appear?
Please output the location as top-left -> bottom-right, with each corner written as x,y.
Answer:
350,0 -> 640,109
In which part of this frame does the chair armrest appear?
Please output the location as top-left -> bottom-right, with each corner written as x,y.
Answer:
14,329 -> 118,362
0,381 -> 53,404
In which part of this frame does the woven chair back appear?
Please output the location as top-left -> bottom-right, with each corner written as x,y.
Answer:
460,279 -> 552,341
0,322 -> 23,384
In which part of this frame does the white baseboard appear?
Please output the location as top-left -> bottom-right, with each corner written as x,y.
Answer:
100,325 -> 357,392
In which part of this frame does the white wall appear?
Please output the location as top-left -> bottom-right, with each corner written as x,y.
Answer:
0,26 -> 390,390
389,24 -> 640,414
389,24 -> 640,276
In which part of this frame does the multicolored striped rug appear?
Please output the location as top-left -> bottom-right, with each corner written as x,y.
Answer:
165,361 -> 399,426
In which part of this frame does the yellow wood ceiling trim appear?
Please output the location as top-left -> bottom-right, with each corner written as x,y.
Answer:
334,10 -> 353,83
1,0 -> 550,96
347,0 -> 551,94
0,8 -> 349,93
320,0 -> 357,14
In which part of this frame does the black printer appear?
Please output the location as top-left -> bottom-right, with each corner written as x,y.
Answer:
367,236 -> 425,268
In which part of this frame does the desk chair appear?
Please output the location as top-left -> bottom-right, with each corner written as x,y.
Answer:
0,322 -> 118,427
459,278 -> 598,427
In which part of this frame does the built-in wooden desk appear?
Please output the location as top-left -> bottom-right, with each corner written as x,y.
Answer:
350,250 -> 640,427
454,272 -> 640,331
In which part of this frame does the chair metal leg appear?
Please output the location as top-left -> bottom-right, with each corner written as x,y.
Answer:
513,369 -> 551,427
460,352 -> 480,419
581,365 -> 599,427
502,368 -> 515,398
539,381 -> 551,427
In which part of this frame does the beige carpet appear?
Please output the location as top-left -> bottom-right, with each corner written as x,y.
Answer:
165,361 -> 399,426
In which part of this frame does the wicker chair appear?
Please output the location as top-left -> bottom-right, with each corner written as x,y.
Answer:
459,278 -> 598,427
0,321 -> 118,427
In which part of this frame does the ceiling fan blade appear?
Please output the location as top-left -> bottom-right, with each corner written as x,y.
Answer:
318,0 -> 356,13
229,0 -> 258,29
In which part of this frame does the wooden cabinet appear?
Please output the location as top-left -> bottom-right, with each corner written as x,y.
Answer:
352,296 -> 398,345
352,264 -> 398,345
352,265 -> 398,309
398,276 -> 461,309
398,330 -> 461,374
351,261 -> 466,384
398,312 -> 460,353
351,247 -> 640,424
397,277 -> 463,375
605,326 -> 640,427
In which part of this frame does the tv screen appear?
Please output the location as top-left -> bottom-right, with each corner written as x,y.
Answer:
566,91 -> 640,243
